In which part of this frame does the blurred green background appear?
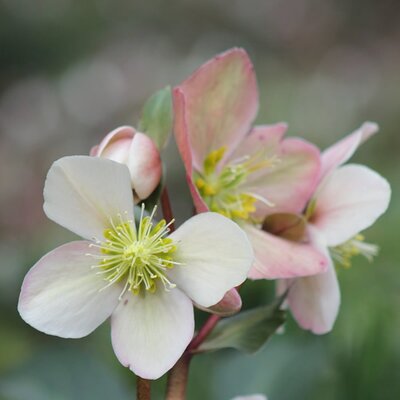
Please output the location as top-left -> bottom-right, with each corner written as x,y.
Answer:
0,1 -> 399,399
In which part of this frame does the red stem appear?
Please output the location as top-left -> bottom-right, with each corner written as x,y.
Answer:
187,314 -> 220,352
137,377 -> 151,400
160,187 -> 175,232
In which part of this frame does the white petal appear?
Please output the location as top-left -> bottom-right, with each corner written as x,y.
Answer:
168,213 -> 253,308
111,288 -> 194,379
231,395 -> 267,400
286,229 -> 340,334
18,241 -> 121,338
312,164 -> 391,246
44,156 -> 134,240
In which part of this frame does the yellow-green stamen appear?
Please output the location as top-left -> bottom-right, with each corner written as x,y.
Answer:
88,207 -> 178,298
194,147 -> 277,222
331,234 -> 378,269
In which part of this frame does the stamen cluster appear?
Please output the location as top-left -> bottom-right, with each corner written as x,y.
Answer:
195,147 -> 275,221
89,208 -> 178,298
331,234 -> 379,269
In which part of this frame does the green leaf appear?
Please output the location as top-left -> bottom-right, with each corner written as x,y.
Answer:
139,86 -> 173,149
198,297 -> 286,354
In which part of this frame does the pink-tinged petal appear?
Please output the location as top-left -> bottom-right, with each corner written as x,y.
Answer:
127,132 -> 162,199
89,144 -> 99,156
18,241 -> 121,338
174,48 -> 258,170
244,224 -> 328,280
173,88 -> 193,174
243,138 -> 321,217
111,288 -> 194,379
228,123 -> 288,162
285,229 -> 340,334
94,126 -> 135,157
174,89 -> 209,212
187,172 -> 209,213
195,288 -> 242,316
287,263 -> 340,335
320,122 -> 378,181
44,156 -> 134,240
312,164 -> 391,247
168,212 -> 253,308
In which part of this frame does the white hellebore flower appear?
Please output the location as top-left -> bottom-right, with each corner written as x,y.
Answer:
18,156 -> 253,379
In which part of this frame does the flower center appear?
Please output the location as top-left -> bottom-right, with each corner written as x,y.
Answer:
88,207 -> 178,298
194,147 -> 275,222
330,234 -> 378,269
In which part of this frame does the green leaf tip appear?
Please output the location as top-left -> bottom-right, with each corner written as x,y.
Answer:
139,86 -> 173,150
198,296 -> 286,354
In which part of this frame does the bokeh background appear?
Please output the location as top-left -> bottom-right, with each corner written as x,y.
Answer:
0,1 -> 399,399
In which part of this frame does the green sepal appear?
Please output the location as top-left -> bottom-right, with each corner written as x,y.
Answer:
197,296 -> 286,354
139,86 -> 173,150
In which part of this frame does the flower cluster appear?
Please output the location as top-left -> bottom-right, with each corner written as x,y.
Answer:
173,48 -> 391,335
18,47 -> 390,387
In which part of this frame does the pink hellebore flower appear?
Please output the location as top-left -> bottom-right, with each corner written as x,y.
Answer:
18,156 -> 253,379
173,48 -> 328,279
278,122 -> 391,334
91,126 -> 162,201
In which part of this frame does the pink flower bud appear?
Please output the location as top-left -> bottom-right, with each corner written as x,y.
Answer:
91,126 -> 162,200
195,288 -> 242,316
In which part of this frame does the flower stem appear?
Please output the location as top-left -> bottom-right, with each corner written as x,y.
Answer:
165,353 -> 191,400
165,314 -> 221,399
137,376 -> 151,400
160,187 -> 175,232
187,314 -> 220,352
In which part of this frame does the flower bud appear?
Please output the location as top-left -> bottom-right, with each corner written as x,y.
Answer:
195,288 -> 242,316
91,126 -> 162,200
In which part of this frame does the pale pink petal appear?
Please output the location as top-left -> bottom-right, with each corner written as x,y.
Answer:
18,241 -> 121,338
287,263 -> 340,334
128,132 -> 162,199
173,91 -> 208,211
244,224 -> 328,280
195,288 -> 242,316
243,138 -> 321,217
173,88 -> 193,173
99,138 -> 131,164
111,288 -> 194,379
168,213 -> 253,308
312,164 -> 391,247
320,122 -> 378,181
89,144 -> 99,156
44,156 -> 134,240
94,126 -> 135,157
174,48 -> 258,171
285,229 -> 340,334
228,123 -> 287,162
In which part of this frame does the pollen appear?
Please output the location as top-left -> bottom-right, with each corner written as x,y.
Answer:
194,146 -> 276,222
88,206 -> 179,298
331,234 -> 379,269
